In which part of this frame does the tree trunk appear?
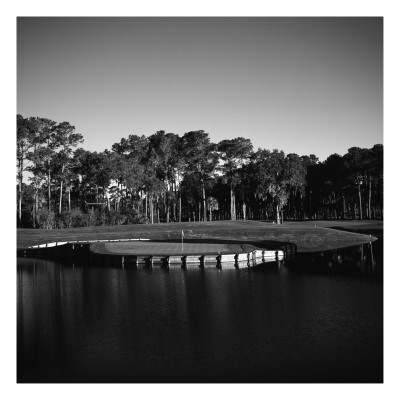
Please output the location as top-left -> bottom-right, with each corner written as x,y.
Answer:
198,201 -> 201,222
179,194 -> 182,222
59,164 -> 65,214
358,184 -> 363,220
166,195 -> 170,223
59,180 -> 63,214
202,181 -> 206,222
150,194 -> 154,224
342,189 -> 346,220
276,204 -> 280,224
18,162 -> 22,228
230,184 -> 236,221
33,189 -> 37,229
48,167 -> 51,211
368,175 -> 372,219
172,185 -> 176,222
18,160 -> 24,227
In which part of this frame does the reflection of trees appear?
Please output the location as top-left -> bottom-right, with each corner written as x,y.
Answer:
370,242 -> 376,270
293,240 -> 382,275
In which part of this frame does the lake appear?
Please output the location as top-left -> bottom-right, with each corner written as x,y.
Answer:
17,238 -> 383,383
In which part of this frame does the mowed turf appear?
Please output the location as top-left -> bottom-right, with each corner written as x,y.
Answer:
16,220 -> 381,253
92,241 -> 257,256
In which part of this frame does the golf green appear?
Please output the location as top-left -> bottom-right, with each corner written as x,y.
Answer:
90,241 -> 258,255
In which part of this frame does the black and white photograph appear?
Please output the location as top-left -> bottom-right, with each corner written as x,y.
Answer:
11,4 -> 393,394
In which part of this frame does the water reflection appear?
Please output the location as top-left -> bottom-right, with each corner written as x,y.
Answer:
17,240 -> 383,383
287,240 -> 383,276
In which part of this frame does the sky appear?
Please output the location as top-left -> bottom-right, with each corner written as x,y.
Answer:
17,17 -> 383,161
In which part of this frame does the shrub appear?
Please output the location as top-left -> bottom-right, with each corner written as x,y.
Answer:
123,208 -> 139,224
109,210 -> 127,225
87,209 -> 99,226
20,208 -> 33,228
98,208 -> 110,226
85,208 -> 109,226
61,208 -> 89,228
36,209 -> 56,229
121,209 -> 149,225
107,209 -> 149,225
131,214 -> 150,224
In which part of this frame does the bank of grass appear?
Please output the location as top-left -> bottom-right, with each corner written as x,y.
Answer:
16,219 -> 382,253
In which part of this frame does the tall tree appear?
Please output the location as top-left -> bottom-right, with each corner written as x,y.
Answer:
206,196 -> 219,221
112,134 -> 149,213
112,134 -> 148,156
74,150 -> 113,208
324,154 -> 347,219
369,144 -> 383,218
284,153 -> 307,220
147,131 -> 178,222
301,154 -> 320,219
251,149 -> 304,223
344,147 -> 370,220
218,137 -> 253,220
181,130 -> 218,222
54,122 -> 83,214
26,119 -> 47,227
16,115 -> 32,227
32,117 -> 58,211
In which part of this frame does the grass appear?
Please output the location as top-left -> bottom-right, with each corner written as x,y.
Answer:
91,241 -> 259,256
16,219 -> 382,253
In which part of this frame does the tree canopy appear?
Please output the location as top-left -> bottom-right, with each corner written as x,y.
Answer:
16,114 -> 383,228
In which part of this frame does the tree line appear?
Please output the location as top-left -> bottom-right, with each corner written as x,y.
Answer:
17,114 -> 383,229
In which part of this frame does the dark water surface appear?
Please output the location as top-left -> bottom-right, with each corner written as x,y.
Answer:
17,239 -> 383,383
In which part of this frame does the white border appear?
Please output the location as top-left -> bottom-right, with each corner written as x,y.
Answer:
6,1 -> 398,399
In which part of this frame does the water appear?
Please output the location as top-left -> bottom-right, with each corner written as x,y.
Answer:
17,239 -> 383,383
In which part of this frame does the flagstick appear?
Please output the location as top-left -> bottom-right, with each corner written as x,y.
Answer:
182,230 -> 184,252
